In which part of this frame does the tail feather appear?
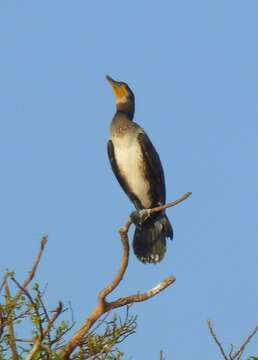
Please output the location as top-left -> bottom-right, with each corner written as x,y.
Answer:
133,215 -> 173,264
162,214 -> 173,239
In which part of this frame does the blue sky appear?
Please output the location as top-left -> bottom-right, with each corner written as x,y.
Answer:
0,1 -> 258,358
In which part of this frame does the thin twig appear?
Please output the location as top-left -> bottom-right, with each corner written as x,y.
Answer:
34,286 -> 52,345
4,281 -> 19,360
0,272 -> 10,295
229,344 -> 234,360
12,308 -> 31,322
208,320 -> 228,360
11,235 -> 48,308
10,276 -> 44,340
208,320 -> 258,360
25,301 -> 63,360
233,325 -> 258,360
89,311 -> 111,335
14,338 -> 34,343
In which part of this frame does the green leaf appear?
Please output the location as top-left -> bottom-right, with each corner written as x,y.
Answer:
33,283 -> 39,290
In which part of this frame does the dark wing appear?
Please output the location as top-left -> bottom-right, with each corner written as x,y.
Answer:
137,132 -> 166,207
107,139 -> 142,209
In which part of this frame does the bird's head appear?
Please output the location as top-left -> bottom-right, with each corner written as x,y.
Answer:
106,75 -> 135,119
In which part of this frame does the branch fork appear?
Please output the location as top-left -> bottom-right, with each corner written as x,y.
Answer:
1,192 -> 191,359
208,320 -> 258,360
59,191 -> 191,358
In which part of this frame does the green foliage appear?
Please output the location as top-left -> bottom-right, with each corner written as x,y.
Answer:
0,274 -> 136,359
1,251 -> 256,359
73,306 -> 136,359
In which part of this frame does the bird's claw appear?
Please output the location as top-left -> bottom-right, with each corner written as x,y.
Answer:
130,209 -> 151,227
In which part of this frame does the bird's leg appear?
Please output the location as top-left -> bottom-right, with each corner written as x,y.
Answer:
130,209 -> 151,227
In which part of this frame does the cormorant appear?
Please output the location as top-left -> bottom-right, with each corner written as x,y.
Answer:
107,76 -> 173,264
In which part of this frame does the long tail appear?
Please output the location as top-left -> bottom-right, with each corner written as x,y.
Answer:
133,215 -> 173,264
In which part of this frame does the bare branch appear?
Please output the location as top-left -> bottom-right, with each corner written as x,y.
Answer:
0,272 -> 10,296
59,222 -> 133,358
58,193 -> 189,359
98,221 -> 131,302
107,276 -> 176,310
149,191 -> 192,214
208,320 -> 228,360
233,325 -> 258,360
11,235 -> 48,308
208,320 -> 258,360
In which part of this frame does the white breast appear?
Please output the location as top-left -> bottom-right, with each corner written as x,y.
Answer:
112,133 -> 151,209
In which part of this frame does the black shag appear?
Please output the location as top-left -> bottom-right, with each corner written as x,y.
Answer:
106,76 -> 173,264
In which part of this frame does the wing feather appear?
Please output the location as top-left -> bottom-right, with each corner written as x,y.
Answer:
137,132 -> 166,207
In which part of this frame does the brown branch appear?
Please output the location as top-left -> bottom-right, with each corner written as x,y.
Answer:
25,301 -> 63,360
37,343 -> 52,359
0,272 -> 10,295
58,220 -> 133,359
233,325 -> 258,360
98,219 -> 131,301
149,191 -> 192,214
208,320 -> 258,360
107,276 -> 176,310
14,338 -> 34,343
4,281 -> 19,360
0,305 -> 5,340
11,235 -> 48,308
208,320 -> 228,360
59,192 -> 190,359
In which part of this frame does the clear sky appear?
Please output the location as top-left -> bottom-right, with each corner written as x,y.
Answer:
0,1 -> 258,358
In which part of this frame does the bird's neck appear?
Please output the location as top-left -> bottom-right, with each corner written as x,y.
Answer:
116,100 -> 135,120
